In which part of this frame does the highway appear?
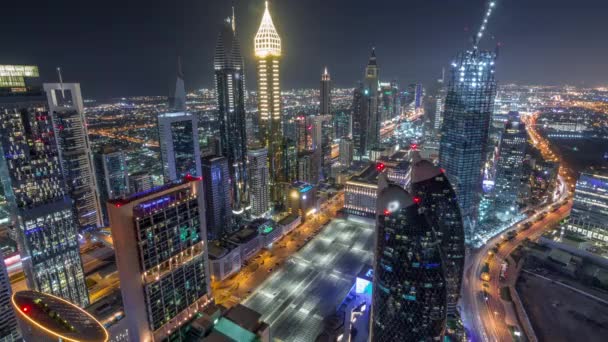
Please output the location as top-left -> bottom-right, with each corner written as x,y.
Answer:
462,111 -> 576,341
212,192 -> 345,307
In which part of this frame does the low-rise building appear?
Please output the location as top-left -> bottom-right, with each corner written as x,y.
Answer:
228,228 -> 263,261
208,241 -> 242,282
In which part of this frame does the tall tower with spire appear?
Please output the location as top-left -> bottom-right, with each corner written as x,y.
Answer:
215,7 -> 248,214
365,48 -> 380,151
173,57 -> 186,112
320,67 -> 331,115
254,1 -> 283,203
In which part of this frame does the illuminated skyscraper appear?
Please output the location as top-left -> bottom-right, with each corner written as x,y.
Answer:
158,112 -> 202,181
352,50 -> 380,160
108,178 -> 211,341
202,155 -> 232,240
372,181 -> 447,341
365,49 -> 380,150
215,8 -> 248,213
255,1 -> 283,202
0,67 -> 89,307
248,147 -> 270,217
493,113 -> 527,220
320,67 -> 331,115
439,49 -> 497,232
45,82 -> 103,231
409,153 -> 465,317
439,1 -> 499,236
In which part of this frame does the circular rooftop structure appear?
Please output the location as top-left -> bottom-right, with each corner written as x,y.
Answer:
12,290 -> 108,342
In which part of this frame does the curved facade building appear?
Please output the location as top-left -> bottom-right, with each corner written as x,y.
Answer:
12,290 -> 108,342
372,184 -> 447,341
409,156 -> 465,317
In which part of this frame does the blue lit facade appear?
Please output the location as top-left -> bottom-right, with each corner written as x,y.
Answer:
202,155 -> 233,240
372,184 -> 446,341
566,170 -> 608,243
439,49 -> 497,234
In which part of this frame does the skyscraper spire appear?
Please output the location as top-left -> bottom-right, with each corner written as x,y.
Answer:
368,47 -> 377,66
254,1 -> 281,58
231,5 -> 236,33
173,56 -> 186,112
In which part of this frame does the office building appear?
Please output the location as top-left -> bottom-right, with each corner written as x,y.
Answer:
158,112 -> 202,181
287,182 -> 316,221
129,171 -> 154,194
45,82 -> 102,231
248,147 -> 270,217
0,262 -> 18,341
297,151 -> 315,184
372,182 -> 446,341
320,67 -> 331,115
12,290 -> 108,342
215,10 -> 249,213
108,177 -> 211,341
0,68 -> 89,308
434,69 -> 446,133
202,156 -> 232,240
414,83 -> 424,110
566,169 -> 608,243
493,113 -> 527,220
255,1 -> 283,202
94,146 -> 129,226
311,115 -> 333,182
439,49 -> 497,233
339,138 -> 354,168
294,114 -> 311,153
409,154 -> 465,317
352,49 -> 380,159
333,110 -> 351,139
379,81 -> 400,123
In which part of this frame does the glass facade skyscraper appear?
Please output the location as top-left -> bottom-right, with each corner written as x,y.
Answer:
248,147 -> 270,217
45,83 -> 102,231
320,67 -> 331,115
158,112 -> 202,182
493,113 -> 527,220
372,183 -> 447,341
409,155 -> 465,317
439,49 -> 497,234
94,146 -> 129,225
214,11 -> 249,213
108,178 -> 211,341
0,261 -> 19,341
202,155 -> 232,240
566,169 -> 608,243
0,70 -> 89,308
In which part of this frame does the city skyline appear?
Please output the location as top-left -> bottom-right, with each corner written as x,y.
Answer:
2,0 -> 608,99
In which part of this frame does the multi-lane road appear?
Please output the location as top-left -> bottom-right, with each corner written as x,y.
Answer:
463,111 -> 576,341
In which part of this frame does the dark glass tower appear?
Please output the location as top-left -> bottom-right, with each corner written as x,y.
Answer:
352,49 -> 380,160
439,49 -> 497,234
214,10 -> 248,213
202,155 -> 232,240
409,155 -> 465,317
351,83 -> 368,159
320,67 -> 331,115
372,182 -> 447,341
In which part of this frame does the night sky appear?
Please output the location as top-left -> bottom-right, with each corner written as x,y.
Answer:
2,0 -> 607,99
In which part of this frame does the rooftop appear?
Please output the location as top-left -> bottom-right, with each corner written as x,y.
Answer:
12,290 -> 108,342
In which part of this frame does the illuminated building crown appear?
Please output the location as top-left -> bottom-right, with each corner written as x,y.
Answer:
254,1 -> 281,57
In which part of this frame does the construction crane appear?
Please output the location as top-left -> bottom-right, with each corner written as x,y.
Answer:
473,1 -> 498,50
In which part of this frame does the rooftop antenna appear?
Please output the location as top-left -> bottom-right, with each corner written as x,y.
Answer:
473,1 -> 498,50
56,67 -> 65,97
